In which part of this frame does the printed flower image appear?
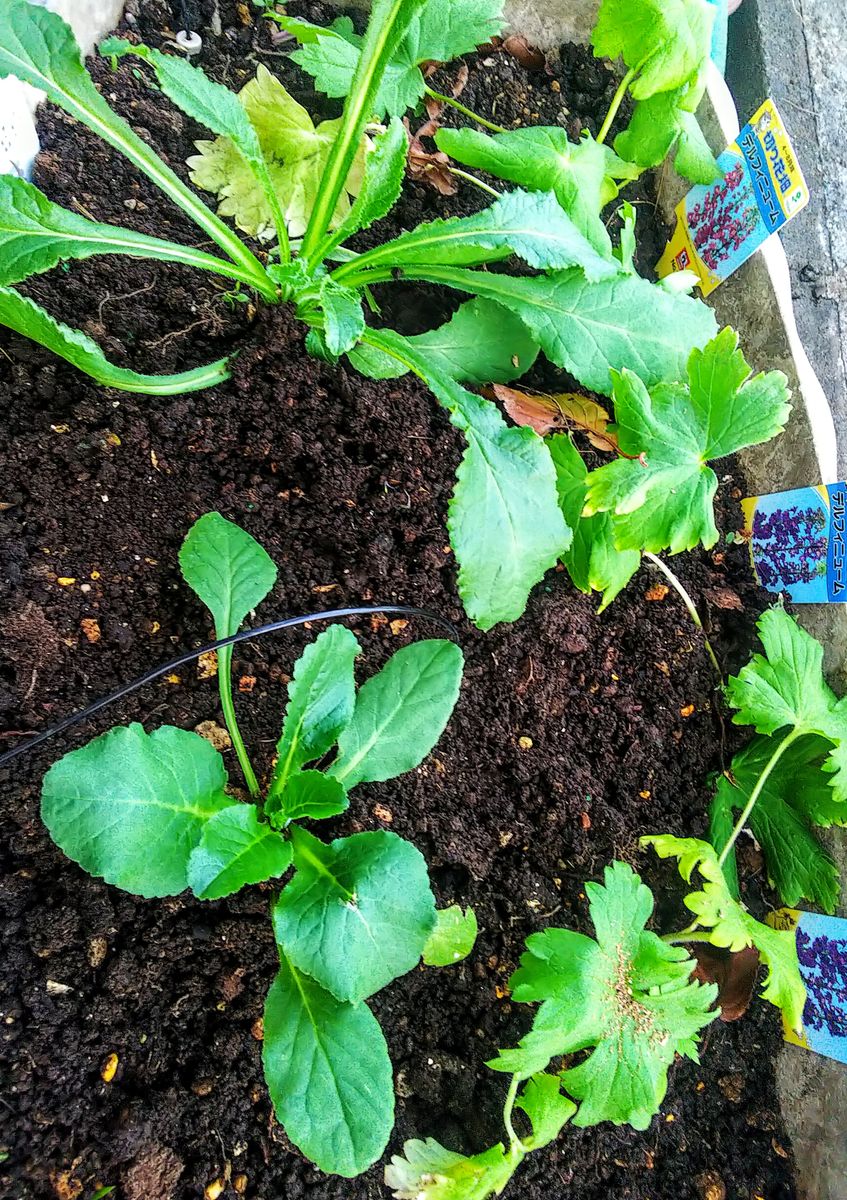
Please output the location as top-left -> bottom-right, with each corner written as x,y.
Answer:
687,158 -> 760,273
751,503 -> 828,590
797,926 -> 847,1045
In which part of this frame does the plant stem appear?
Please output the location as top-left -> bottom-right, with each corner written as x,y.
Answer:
596,66 -> 637,145
502,1074 -> 529,1155
661,931 -> 721,946
423,85 -> 508,134
448,166 -> 502,197
716,728 -> 804,867
217,646 -> 260,797
643,552 -> 722,683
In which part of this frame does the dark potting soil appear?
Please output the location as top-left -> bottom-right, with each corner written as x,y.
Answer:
0,4 -> 797,1199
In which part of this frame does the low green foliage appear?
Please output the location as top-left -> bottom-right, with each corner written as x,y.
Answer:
40,515 -> 473,1178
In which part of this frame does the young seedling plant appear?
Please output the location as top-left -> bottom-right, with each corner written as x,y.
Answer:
39,513 -> 474,1178
387,606 -> 833,1200
0,0 -> 733,633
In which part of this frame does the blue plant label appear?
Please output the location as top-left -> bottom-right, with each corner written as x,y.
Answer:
769,908 -> 847,1064
741,483 -> 847,602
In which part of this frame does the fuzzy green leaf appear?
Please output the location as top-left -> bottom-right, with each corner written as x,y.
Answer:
41,724 -> 232,898
187,803 -> 292,899
179,512 -> 277,638
273,826 -> 436,1002
385,1138 -> 515,1200
268,625 -> 360,801
616,88 -> 720,184
548,433 -> 640,609
400,265 -> 719,396
329,639 -> 462,786
423,905 -> 479,967
584,329 -> 791,554
0,287 -> 229,394
436,126 -> 638,255
263,956 -> 394,1177
592,0 -> 714,100
489,861 -> 715,1129
643,834 -> 806,1031
515,1074 -> 577,1150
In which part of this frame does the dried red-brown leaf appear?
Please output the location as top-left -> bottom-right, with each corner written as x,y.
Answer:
406,116 -> 458,196
452,62 -> 469,97
705,586 -> 744,611
502,34 -> 547,71
492,385 -> 619,451
691,944 -> 760,1022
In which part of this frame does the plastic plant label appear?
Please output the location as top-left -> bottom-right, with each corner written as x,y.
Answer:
741,483 -> 847,602
768,908 -> 847,1064
657,99 -> 809,296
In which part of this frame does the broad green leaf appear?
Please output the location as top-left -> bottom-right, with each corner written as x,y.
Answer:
41,724 -> 232,898
187,65 -> 366,240
266,769 -> 349,828
715,733 -> 843,911
0,0 -> 266,285
321,116 -> 408,257
489,861 -> 715,1129
0,287 -> 229,394
316,281 -> 366,356
548,434 -> 640,609
268,625 -> 360,800
400,265 -> 718,397
361,328 -> 570,628
346,189 -> 617,279
515,1074 -> 577,1150
616,88 -> 720,184
584,329 -> 791,554
100,38 -> 286,237
347,298 -> 539,384
592,0 -> 714,100
273,826 -> 436,1002
725,605 -> 847,800
0,176 -> 251,288
330,639 -> 463,786
707,786 -> 740,900
423,905 -> 478,967
385,1138 -> 515,1200
179,512 -> 277,638
643,834 -> 806,1031
263,956 -> 394,1177
187,803 -> 292,899
436,126 -> 638,255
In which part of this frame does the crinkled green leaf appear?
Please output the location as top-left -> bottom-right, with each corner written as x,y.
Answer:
584,328 -> 791,554
41,724 -> 232,898
187,803 -> 292,899
423,905 -> 479,967
715,733 -> 843,912
617,87 -> 720,184
592,0 -> 714,100
515,1074 -> 576,1150
268,625 -> 360,802
385,1138 -> 515,1200
263,956 -> 394,1177
273,826 -> 436,1002
490,861 -> 715,1129
400,265 -> 719,397
265,770 -> 349,828
330,638 -> 463,785
726,605 -> 847,801
548,433 -> 640,609
643,834 -> 806,1031
436,126 -> 637,256
0,287 -> 229,394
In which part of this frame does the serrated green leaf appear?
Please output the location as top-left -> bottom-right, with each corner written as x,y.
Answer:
330,639 -> 462,786
515,1074 -> 576,1150
0,287 -> 229,394
643,834 -> 806,1031
715,734 -> 843,912
584,328 -> 791,554
423,905 -> 478,967
273,826 -> 436,1002
385,1138 -> 515,1200
179,512 -> 277,638
548,433 -> 640,609
315,281 -> 366,356
323,116 -> 408,256
725,605 -> 847,801
400,265 -> 719,397
360,328 -> 570,628
187,803 -> 292,899
263,956 -> 394,1177
489,861 -> 715,1129
266,770 -> 349,829
41,724 -> 232,898
592,0 -> 714,100
436,126 -> 637,256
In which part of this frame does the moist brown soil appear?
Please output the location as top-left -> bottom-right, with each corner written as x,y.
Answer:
0,5 -> 796,1200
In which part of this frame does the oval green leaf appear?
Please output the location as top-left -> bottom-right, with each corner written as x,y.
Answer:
187,803 -> 293,899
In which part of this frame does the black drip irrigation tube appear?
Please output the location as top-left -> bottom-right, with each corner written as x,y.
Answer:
0,605 -> 459,770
